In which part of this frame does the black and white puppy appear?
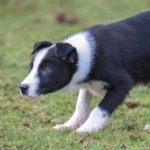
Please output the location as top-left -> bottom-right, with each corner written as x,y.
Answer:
20,11 -> 150,133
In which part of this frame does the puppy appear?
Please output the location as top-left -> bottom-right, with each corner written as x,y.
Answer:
20,11 -> 150,132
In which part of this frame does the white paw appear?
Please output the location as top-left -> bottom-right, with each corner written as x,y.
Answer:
53,124 -> 67,130
76,107 -> 109,133
53,114 -> 88,130
53,121 -> 80,130
76,121 -> 103,133
76,125 -> 99,133
144,124 -> 150,130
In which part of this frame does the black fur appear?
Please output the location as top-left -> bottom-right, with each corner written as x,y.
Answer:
55,43 -> 77,64
32,41 -> 53,55
21,11 -> 150,118
85,11 -> 150,114
34,43 -> 77,94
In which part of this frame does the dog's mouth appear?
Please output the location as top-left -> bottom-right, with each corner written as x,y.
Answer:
20,91 -> 39,99
37,88 -> 51,95
20,88 -> 51,99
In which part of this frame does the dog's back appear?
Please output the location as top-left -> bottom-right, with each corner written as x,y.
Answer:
86,10 -> 150,84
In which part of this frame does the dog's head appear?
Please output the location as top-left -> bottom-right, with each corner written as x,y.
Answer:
20,41 -> 78,98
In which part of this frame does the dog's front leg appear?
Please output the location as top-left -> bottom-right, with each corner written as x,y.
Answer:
77,75 -> 133,133
53,89 -> 93,130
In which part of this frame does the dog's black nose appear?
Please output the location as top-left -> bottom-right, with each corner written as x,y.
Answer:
20,84 -> 29,95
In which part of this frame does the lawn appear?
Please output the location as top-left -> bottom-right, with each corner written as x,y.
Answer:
0,0 -> 150,149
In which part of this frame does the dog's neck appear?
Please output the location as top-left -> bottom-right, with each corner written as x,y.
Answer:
63,31 -> 95,88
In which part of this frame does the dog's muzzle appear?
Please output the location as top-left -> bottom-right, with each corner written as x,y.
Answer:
19,84 -> 29,95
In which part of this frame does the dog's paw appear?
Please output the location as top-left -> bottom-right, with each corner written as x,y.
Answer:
76,124 -> 99,133
76,107 -> 108,133
53,124 -> 66,130
53,122 -> 80,130
144,124 -> 150,130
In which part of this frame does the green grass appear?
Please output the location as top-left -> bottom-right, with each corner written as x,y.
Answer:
0,0 -> 150,149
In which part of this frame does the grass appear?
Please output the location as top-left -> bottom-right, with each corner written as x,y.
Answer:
0,0 -> 150,149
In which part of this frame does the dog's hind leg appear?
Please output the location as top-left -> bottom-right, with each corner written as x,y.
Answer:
53,89 -> 93,130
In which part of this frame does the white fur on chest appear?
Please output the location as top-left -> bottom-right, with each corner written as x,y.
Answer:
81,81 -> 108,97
58,32 -> 108,96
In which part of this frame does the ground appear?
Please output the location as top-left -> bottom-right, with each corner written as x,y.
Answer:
0,0 -> 150,149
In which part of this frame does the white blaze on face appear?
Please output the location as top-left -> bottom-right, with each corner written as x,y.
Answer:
21,48 -> 49,98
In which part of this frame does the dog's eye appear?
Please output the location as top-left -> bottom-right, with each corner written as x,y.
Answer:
42,65 -> 52,74
43,67 -> 50,72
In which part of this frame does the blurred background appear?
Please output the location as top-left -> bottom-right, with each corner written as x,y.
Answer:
0,0 -> 149,96
0,0 -> 149,89
0,0 -> 150,149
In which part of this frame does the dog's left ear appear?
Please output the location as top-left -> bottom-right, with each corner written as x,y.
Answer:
31,41 -> 53,55
55,43 -> 77,64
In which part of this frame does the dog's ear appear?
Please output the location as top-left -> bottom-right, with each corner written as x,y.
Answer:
31,41 -> 53,55
55,43 -> 77,64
